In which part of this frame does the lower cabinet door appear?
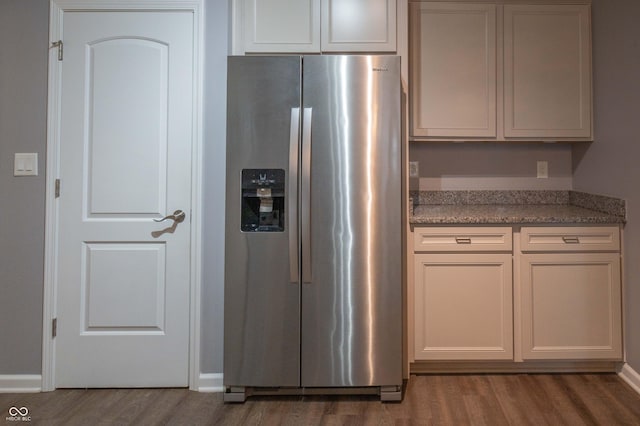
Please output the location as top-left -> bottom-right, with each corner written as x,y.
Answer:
414,253 -> 513,360
520,253 -> 622,360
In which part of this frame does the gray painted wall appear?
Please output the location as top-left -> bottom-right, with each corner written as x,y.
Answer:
409,143 -> 573,191
0,0 -> 48,374
201,0 -> 228,374
0,0 -> 230,375
573,0 -> 640,371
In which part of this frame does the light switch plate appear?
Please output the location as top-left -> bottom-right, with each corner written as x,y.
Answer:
14,153 -> 38,176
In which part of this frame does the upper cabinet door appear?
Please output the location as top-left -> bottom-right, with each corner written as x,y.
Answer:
321,0 -> 397,52
504,5 -> 592,139
243,0 -> 321,53
410,3 -> 497,138
241,0 -> 395,54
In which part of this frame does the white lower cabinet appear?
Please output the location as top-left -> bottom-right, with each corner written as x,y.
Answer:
518,227 -> 623,360
412,225 -> 623,367
413,227 -> 513,360
414,253 -> 513,360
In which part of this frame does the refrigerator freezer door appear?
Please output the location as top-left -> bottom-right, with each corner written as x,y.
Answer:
224,56 -> 301,387
300,55 -> 403,387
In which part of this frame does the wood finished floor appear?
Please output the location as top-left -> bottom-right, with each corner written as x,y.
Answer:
2,374 -> 640,425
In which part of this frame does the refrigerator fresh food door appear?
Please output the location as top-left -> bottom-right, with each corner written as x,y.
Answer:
300,55 -> 403,387
224,56 -> 301,387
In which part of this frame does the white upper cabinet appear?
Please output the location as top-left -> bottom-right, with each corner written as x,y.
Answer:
322,0 -> 397,52
240,0 -> 396,53
504,5 -> 592,139
410,2 -> 593,141
410,3 -> 497,138
243,0 -> 321,53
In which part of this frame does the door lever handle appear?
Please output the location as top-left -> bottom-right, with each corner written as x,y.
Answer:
154,210 -> 186,224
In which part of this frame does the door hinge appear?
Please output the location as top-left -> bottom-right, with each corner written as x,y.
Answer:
52,318 -> 57,338
50,40 -> 63,61
55,179 -> 61,198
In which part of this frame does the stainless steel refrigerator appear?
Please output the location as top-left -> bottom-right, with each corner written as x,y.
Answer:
224,55 -> 402,402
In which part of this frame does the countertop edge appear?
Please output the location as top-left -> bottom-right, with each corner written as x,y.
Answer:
409,216 -> 626,225
408,191 -> 626,225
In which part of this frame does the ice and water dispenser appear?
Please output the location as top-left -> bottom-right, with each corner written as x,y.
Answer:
241,169 -> 285,232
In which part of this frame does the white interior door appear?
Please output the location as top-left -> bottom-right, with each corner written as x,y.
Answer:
54,10 -> 194,387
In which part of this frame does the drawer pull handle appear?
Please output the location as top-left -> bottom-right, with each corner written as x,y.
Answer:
455,237 -> 472,244
562,236 -> 580,244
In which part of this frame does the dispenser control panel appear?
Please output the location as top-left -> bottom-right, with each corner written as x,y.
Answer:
241,169 -> 285,232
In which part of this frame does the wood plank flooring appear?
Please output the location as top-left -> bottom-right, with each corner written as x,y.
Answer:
2,374 -> 640,425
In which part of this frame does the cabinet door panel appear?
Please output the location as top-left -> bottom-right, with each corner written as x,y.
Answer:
414,253 -> 513,360
520,253 -> 622,360
322,0 -> 396,52
244,0 -> 320,53
410,3 -> 496,138
504,5 -> 592,138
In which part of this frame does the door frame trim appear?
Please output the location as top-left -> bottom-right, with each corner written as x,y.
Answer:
42,0 -> 205,391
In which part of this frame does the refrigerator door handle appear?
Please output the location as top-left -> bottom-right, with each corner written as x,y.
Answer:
301,107 -> 312,284
289,108 -> 300,284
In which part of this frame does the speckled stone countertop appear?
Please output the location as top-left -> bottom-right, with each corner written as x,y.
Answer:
409,190 -> 626,225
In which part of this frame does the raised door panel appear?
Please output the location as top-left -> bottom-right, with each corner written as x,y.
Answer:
414,254 -> 513,360
411,3 -> 496,138
520,253 -> 622,360
244,0 -> 320,53
504,5 -> 592,139
87,38 -> 167,216
322,0 -> 396,52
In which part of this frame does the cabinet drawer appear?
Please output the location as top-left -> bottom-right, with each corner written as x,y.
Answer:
413,227 -> 512,252
520,226 -> 620,252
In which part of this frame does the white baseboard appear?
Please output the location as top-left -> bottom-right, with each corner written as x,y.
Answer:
0,375 -> 42,393
618,363 -> 640,395
197,373 -> 223,393
1,373 -> 222,393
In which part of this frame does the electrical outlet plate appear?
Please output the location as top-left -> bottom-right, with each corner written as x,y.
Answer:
409,161 -> 419,178
537,161 -> 548,179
